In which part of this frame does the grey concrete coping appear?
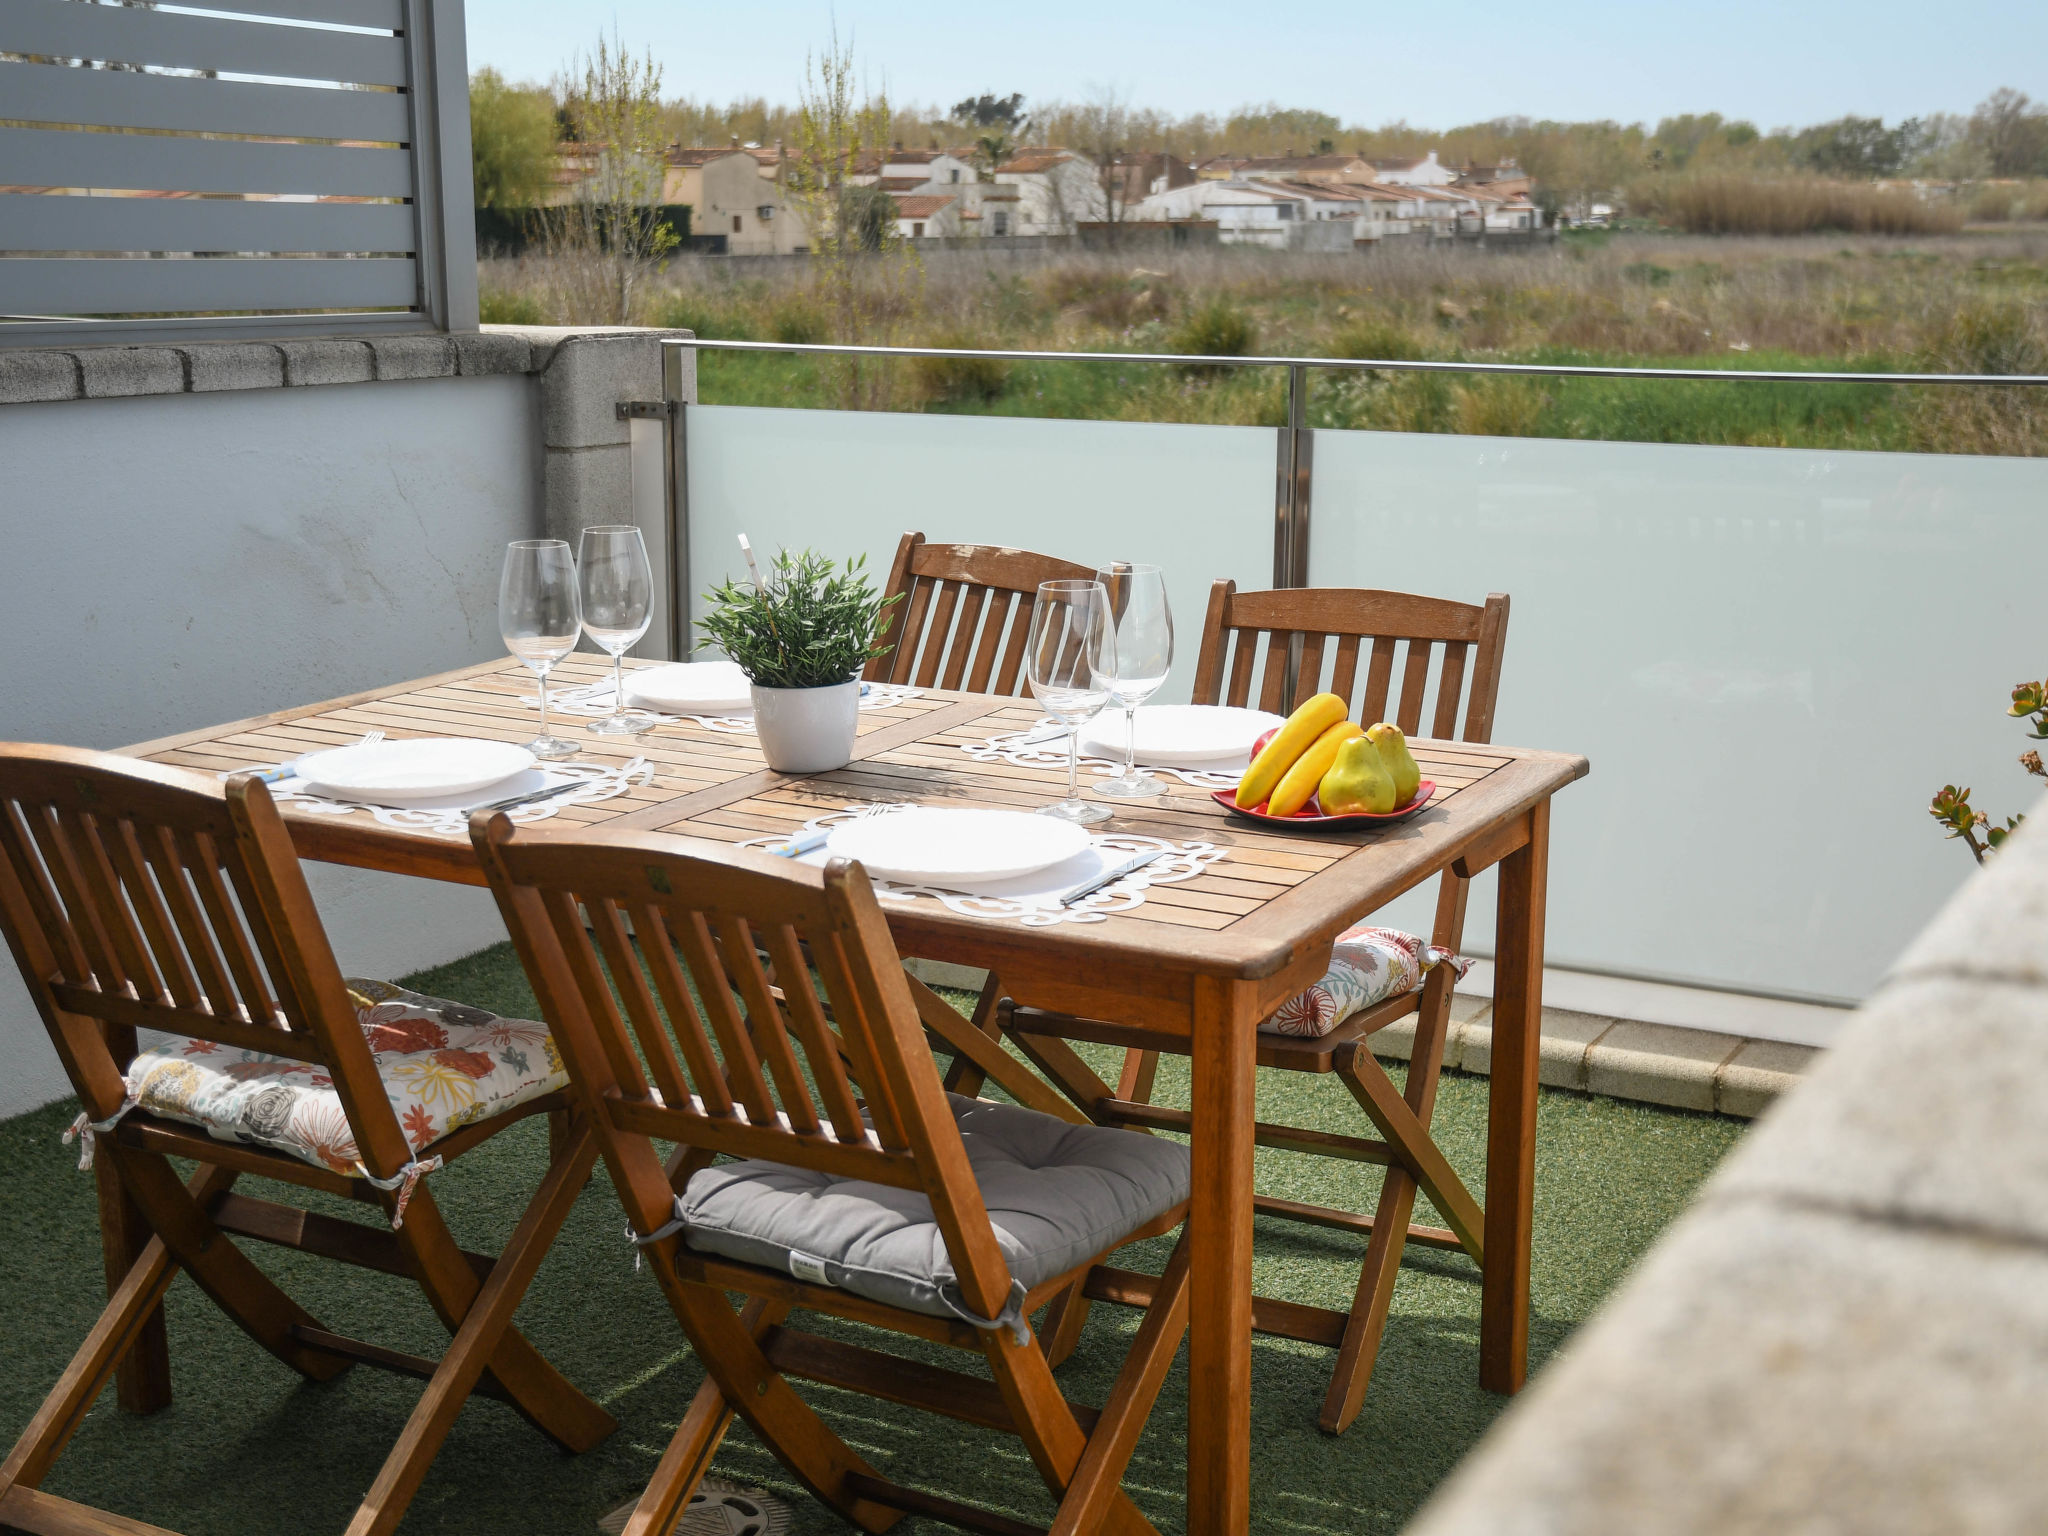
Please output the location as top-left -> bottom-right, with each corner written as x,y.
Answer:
901,958 -> 1817,1119
0,325 -> 691,404
1406,785 -> 2048,1536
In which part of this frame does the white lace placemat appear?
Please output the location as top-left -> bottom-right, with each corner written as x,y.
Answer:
528,678 -> 923,733
225,758 -> 655,839
738,803 -> 1226,927
961,721 -> 1249,790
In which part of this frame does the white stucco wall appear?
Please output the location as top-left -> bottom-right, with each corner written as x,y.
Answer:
0,374 -> 542,1117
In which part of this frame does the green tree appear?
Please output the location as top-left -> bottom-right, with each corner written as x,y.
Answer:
469,68 -> 557,209
1968,88 -> 2048,176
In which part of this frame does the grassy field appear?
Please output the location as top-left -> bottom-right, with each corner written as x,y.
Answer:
482,228 -> 2048,453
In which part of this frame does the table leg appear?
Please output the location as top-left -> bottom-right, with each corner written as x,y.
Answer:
1186,974 -> 1256,1536
1481,799 -> 1548,1395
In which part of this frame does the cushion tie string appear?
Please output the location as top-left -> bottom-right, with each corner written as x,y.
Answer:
627,1197 -> 689,1272
938,1278 -> 1032,1347
61,1096 -> 138,1172
358,1155 -> 443,1230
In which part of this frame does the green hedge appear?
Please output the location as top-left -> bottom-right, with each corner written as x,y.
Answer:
474,203 -> 693,255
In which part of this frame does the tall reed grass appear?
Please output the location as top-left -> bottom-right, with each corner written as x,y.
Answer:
1635,176 -> 1965,237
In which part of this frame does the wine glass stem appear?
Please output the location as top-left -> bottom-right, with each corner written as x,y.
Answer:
611,651 -> 625,722
537,667 -> 551,738
1067,734 -> 1081,804
1123,704 -> 1138,782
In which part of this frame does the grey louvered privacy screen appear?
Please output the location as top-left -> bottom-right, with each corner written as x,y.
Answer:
0,0 -> 479,346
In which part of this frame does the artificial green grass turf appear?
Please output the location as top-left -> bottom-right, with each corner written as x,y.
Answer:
0,943 -> 1744,1535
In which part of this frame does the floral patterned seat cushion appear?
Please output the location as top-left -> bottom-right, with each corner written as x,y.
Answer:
1260,926 -> 1471,1038
120,979 -> 567,1177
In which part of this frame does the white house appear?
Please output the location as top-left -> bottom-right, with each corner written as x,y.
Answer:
994,150 -> 1106,236
1130,178 -> 1311,246
851,149 -> 979,191
891,193 -> 962,240
1368,150 -> 1458,188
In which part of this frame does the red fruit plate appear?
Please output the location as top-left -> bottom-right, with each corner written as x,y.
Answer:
1209,781 -> 1436,830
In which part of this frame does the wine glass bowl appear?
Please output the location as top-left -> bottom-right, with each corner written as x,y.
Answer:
1025,580 -> 1116,826
578,525 -> 656,737
499,539 -> 582,761
1093,563 -> 1173,799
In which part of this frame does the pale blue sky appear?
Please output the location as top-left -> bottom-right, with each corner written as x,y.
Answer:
464,0 -> 2043,129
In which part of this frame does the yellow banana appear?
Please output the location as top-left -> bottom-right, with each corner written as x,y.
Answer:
1235,692 -> 1348,808
1268,719 -> 1365,816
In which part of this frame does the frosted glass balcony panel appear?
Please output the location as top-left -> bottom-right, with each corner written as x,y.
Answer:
1310,428 -> 2048,1001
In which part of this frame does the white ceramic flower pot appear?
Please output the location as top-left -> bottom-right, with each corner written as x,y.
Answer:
750,679 -> 860,773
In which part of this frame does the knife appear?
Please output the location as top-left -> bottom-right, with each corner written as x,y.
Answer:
478,779 -> 588,815
1058,848 -> 1167,907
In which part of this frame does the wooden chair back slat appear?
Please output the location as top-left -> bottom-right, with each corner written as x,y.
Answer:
141,824 -> 242,1027
104,816 -> 201,1010
0,747 -> 421,1179
470,822 -> 1009,1207
864,533 -> 1094,698
1190,582 -> 1509,746
25,804 -> 125,990
180,829 -> 280,1026
938,586 -> 991,692
1328,633 -> 1362,704
584,899 -> 693,1110
632,903 -> 731,1115
990,592 -> 1037,695
1432,642 -> 1470,739
1360,635 -> 1398,723
1395,641 -> 1432,735
762,923 -> 869,1144
714,914 -> 824,1137
806,926 -> 910,1152
962,589 -> 1012,693
670,909 -> 780,1125
1293,633 -> 1326,711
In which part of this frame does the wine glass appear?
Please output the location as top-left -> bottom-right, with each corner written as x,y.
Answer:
1093,563 -> 1173,799
1025,580 -> 1117,826
577,524 -> 656,737
499,539 -> 582,761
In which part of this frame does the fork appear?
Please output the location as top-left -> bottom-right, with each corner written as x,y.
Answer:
770,801 -> 896,858
252,729 -> 383,785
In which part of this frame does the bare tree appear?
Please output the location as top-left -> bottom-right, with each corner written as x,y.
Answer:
1068,84 -> 1130,246
544,31 -> 676,324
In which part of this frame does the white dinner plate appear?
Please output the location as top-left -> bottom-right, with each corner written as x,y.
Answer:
624,660 -> 753,715
296,738 -> 536,803
1076,705 -> 1287,767
825,808 -> 1092,885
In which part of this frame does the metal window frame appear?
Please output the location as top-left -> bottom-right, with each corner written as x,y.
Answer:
0,0 -> 479,349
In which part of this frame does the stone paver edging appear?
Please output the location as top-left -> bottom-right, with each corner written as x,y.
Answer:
904,960 -> 1816,1119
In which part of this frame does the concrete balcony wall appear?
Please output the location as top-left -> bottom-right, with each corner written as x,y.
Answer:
0,326 -> 690,1117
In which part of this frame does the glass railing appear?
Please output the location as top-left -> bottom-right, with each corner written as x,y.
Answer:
661,338 -> 2048,1009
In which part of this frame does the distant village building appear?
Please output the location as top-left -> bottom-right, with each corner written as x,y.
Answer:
559,135 -> 1538,253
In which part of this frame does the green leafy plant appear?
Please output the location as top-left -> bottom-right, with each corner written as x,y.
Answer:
1929,677 -> 2048,862
698,549 -> 901,689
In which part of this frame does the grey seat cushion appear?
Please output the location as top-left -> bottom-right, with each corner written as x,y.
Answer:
677,1093 -> 1189,1323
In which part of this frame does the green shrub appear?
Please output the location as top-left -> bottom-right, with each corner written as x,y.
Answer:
912,329 -> 1009,404
768,297 -> 829,344
658,294 -> 751,339
1326,316 -> 1426,362
478,289 -> 543,325
697,549 -> 900,688
1171,299 -> 1257,374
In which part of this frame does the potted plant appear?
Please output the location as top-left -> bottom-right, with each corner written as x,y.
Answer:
698,547 -> 900,773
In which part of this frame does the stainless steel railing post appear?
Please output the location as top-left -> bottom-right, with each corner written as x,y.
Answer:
1276,363 -> 1313,700
663,340 -> 693,657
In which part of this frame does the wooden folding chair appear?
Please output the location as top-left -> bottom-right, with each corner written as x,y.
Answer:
978,580 -> 1511,1434
866,530 -> 1095,696
473,813 -> 1193,1536
0,745 -> 616,1536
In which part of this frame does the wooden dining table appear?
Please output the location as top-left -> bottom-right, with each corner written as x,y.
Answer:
123,652 -> 1587,1536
